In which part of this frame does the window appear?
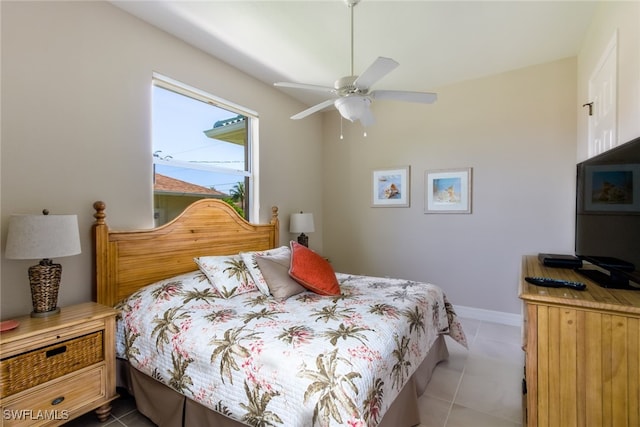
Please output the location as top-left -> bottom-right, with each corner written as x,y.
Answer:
152,74 -> 258,226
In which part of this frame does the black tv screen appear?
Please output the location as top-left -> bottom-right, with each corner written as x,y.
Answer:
575,135 -> 640,289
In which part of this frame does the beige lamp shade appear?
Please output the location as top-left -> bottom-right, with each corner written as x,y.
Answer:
290,212 -> 315,234
5,214 -> 81,260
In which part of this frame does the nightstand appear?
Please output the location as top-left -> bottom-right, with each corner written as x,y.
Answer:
0,302 -> 118,426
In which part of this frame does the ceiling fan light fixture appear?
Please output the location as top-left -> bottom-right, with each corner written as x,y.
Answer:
274,0 -> 436,127
334,96 -> 371,123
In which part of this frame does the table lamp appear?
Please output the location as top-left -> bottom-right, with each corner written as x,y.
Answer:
5,210 -> 81,317
290,211 -> 314,247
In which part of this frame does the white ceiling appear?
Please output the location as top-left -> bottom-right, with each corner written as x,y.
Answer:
112,0 -> 598,106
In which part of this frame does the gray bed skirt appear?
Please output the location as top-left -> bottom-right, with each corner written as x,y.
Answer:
117,335 -> 449,427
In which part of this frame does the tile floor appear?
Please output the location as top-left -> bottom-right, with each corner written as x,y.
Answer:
65,317 -> 524,427
417,317 -> 524,427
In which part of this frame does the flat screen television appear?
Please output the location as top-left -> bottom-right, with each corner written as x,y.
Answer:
575,135 -> 640,289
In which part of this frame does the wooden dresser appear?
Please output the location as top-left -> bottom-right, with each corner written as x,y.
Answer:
519,255 -> 640,427
0,302 -> 118,426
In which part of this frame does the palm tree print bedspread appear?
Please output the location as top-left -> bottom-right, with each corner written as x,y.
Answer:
116,271 -> 467,427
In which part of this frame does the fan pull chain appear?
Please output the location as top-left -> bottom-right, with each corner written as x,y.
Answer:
340,116 -> 344,140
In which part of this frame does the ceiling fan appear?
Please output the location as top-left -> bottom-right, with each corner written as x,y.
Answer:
274,0 -> 437,127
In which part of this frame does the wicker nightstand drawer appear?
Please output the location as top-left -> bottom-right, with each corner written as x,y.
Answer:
0,331 -> 103,399
1,366 -> 106,427
0,303 -> 117,425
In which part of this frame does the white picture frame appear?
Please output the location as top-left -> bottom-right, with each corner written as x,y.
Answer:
372,166 -> 410,207
425,168 -> 472,213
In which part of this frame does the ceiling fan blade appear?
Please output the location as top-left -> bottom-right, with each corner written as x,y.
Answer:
358,108 -> 376,127
274,81 -> 336,95
290,99 -> 336,120
353,57 -> 399,90
371,90 -> 438,104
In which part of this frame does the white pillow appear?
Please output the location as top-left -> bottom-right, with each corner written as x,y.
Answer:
240,246 -> 290,295
194,254 -> 258,298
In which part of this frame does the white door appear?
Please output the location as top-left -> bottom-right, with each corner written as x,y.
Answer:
587,32 -> 618,158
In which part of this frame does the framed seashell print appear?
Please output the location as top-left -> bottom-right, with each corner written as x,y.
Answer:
372,166 -> 410,207
424,167 -> 472,213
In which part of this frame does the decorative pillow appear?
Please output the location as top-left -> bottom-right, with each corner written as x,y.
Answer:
157,269 -> 217,294
240,246 -> 290,295
255,251 -> 306,299
288,241 -> 341,296
194,254 -> 258,298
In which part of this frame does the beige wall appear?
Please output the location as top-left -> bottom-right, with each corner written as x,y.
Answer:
577,1 -> 640,160
321,1 -> 640,316
2,1 -> 638,320
322,58 -> 578,315
0,1 -> 324,318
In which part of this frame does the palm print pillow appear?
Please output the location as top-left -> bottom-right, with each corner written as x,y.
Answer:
194,255 -> 258,298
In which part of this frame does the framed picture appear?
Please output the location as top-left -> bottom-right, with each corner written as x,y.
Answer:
582,164 -> 640,213
372,166 -> 410,207
425,168 -> 472,213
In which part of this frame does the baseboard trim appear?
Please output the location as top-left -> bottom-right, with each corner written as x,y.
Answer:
454,305 -> 522,327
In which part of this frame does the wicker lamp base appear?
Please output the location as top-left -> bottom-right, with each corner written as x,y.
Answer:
28,259 -> 61,317
297,233 -> 309,247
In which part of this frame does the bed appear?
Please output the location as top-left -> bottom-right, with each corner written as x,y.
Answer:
92,199 -> 467,427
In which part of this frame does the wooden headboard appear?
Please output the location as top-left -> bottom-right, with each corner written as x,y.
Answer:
92,199 -> 279,307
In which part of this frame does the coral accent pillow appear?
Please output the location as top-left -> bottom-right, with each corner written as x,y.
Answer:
288,241 -> 340,296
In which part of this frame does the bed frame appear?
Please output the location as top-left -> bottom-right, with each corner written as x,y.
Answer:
91,198 -> 447,427
92,199 -> 279,307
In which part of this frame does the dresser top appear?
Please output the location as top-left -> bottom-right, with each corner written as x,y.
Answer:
0,302 -> 117,345
519,255 -> 640,315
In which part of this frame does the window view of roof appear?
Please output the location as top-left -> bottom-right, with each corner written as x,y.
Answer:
153,173 -> 226,197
